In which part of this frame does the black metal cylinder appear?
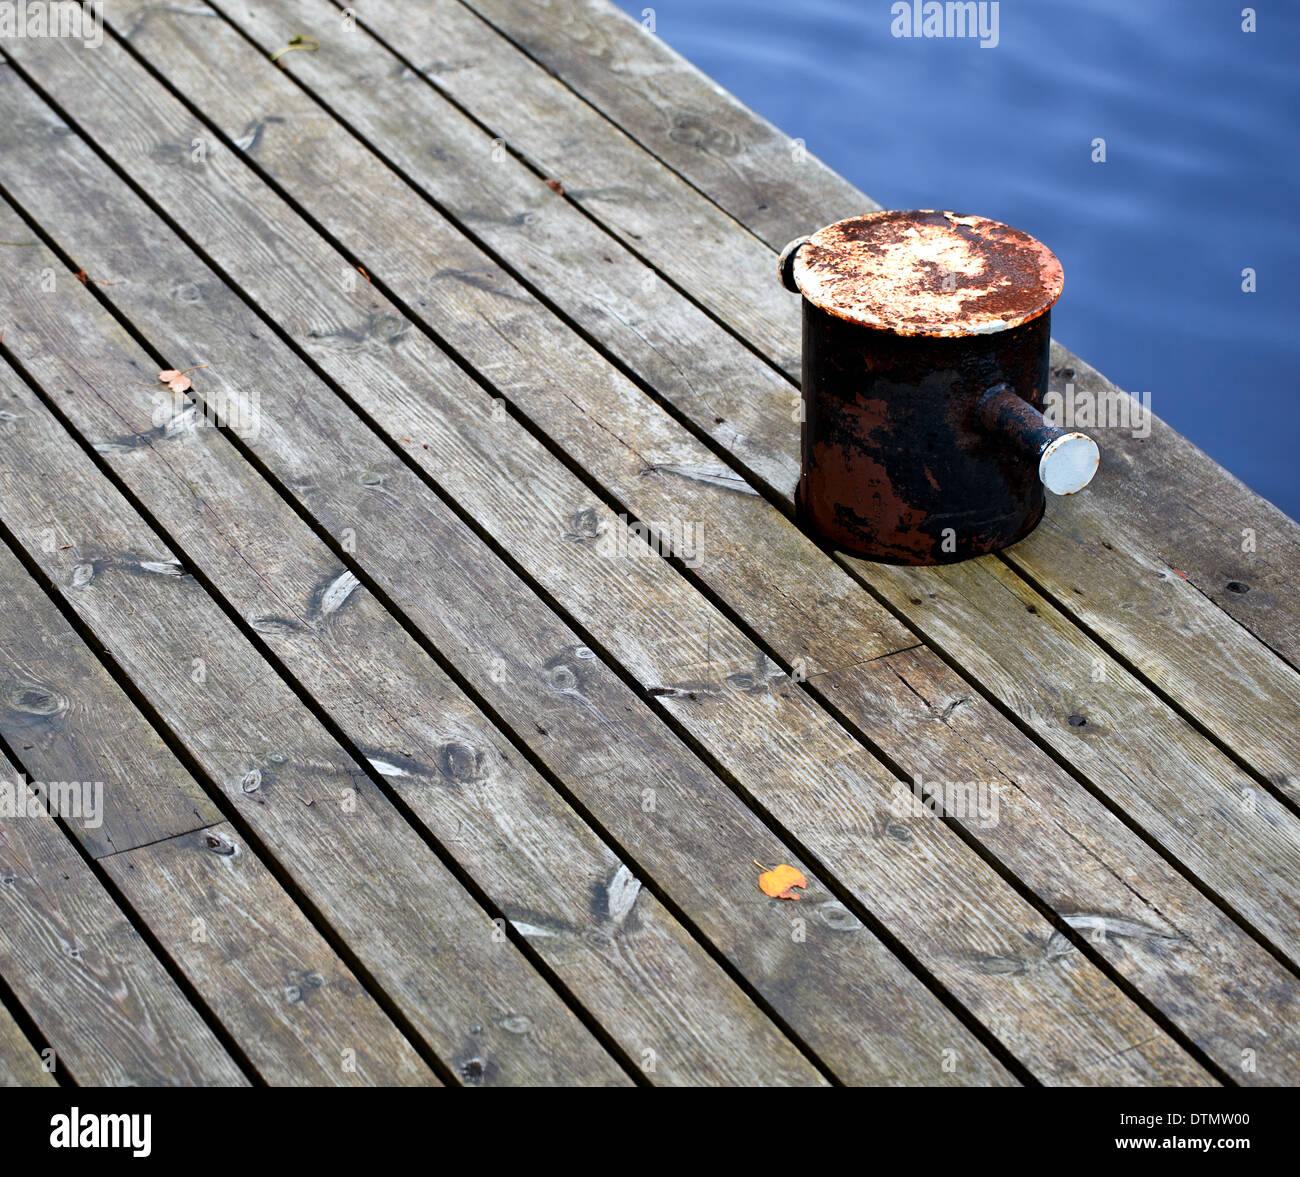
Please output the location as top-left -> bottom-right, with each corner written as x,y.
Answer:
784,210 -> 1090,565
797,303 -> 1053,565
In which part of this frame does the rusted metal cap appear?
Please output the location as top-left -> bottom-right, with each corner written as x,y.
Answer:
789,210 -> 1064,337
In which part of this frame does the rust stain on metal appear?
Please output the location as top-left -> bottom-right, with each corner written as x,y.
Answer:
783,210 -> 1092,564
791,210 -> 1064,337
796,301 -> 1055,564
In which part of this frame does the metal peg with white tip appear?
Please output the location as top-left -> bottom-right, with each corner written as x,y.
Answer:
977,383 -> 1099,496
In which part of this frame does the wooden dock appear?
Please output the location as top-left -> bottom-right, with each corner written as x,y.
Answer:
0,0 -> 1296,1087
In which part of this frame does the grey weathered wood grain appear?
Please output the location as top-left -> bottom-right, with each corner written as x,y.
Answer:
0,383 -> 626,1087
81,2 -> 1300,1025
843,550 -> 1300,972
1034,344 -> 1300,670
0,216 -> 827,1089
1001,430 -> 1300,806
192,0 -> 811,504
449,0 -> 1300,668
99,824 -> 441,1086
1003,349 -> 1300,685
174,3 -> 1299,815
454,0 -> 871,252
0,537 -> 437,1085
816,645 -> 1300,1086
0,1000 -> 56,1087
0,557 -> 222,862
0,122 -> 1008,1090
181,0 -> 1300,958
0,30 -> 1215,1084
180,0 -> 809,498
211,0 -> 802,376
0,746 -> 247,1085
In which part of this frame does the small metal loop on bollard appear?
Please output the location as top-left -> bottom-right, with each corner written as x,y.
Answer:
778,236 -> 812,293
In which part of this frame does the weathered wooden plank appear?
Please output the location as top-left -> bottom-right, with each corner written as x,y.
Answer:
0,538 -> 438,1085
453,0 -> 870,252
1002,435 -> 1300,806
1035,344 -> 1300,670
182,0 -> 809,500
0,364 -> 629,1087
99,825 -> 441,1086
184,2 -> 1299,807
212,0 -> 801,376
0,102 -> 1009,1091
0,1000 -> 56,1087
0,216 -> 826,1089
452,0 -> 1300,666
1,27 -> 1215,1084
0,392 -> 626,1085
0,748 -> 247,1085
88,0 -> 1300,1006
0,557 -> 222,862
843,550 -> 1300,969
816,645 -> 1300,1085
106,0 -> 909,675
230,0 -> 1300,900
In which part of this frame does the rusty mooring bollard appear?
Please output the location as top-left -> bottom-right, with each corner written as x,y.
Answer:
780,210 -> 1098,565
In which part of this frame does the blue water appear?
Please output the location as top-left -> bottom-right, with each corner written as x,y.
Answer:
616,0 -> 1300,519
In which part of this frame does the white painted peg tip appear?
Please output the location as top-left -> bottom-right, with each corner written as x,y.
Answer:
1039,431 -> 1099,495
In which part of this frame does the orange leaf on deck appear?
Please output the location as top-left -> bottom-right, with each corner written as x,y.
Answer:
546,178 -> 564,195
156,364 -> 206,395
758,863 -> 806,900
72,268 -> 119,287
